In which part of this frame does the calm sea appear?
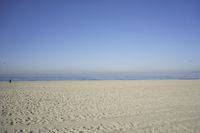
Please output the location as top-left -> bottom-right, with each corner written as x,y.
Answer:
0,72 -> 200,81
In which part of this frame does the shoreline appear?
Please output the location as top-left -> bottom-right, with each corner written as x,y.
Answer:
0,79 -> 200,82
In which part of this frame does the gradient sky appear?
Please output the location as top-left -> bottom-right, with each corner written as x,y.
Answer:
0,0 -> 200,75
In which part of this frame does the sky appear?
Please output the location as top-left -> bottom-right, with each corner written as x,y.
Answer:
0,0 -> 200,75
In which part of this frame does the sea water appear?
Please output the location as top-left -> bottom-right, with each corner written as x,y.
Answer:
0,72 -> 200,81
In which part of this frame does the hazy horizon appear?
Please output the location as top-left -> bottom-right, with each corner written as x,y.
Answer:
1,0 -> 200,75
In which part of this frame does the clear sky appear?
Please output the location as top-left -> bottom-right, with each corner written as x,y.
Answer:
0,0 -> 200,75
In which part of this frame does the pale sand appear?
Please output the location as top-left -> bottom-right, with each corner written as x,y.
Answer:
0,80 -> 200,133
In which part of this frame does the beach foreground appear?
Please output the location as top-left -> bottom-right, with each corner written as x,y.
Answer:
0,80 -> 200,133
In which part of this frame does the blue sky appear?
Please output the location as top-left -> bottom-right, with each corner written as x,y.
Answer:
0,0 -> 200,75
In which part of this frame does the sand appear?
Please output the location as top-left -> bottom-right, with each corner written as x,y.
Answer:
0,80 -> 200,133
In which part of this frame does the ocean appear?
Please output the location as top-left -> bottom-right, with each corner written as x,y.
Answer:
0,72 -> 200,81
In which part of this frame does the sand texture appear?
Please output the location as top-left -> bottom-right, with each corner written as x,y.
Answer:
0,80 -> 200,133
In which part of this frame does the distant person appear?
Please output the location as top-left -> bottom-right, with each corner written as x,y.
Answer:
9,80 -> 12,83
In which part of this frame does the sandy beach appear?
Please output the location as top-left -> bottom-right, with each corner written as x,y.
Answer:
0,80 -> 200,133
